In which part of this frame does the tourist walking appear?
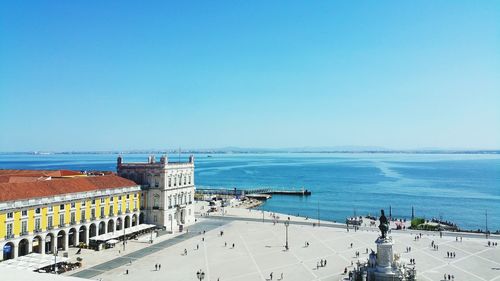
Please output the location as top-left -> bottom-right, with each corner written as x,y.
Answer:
270,272 -> 273,280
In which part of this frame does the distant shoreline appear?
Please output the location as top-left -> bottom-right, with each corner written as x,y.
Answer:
1,150 -> 499,155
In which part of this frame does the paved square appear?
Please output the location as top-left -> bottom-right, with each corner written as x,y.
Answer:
81,217 -> 500,281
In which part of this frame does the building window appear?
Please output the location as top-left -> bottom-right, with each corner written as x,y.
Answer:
110,196 -> 114,202
189,175 -> 192,185
92,199 -> 96,205
126,202 -> 130,211
60,204 -> 65,210
35,218 -> 41,230
153,194 -> 160,209
100,206 -> 105,217
134,201 -> 137,209
110,205 -> 114,215
119,196 -> 122,200
48,205 -> 53,212
21,220 -> 28,233
168,196 -> 172,208
59,214 -> 65,226
81,210 -> 86,221
71,212 -> 76,223
91,209 -> 96,219
100,198 -> 105,204
134,193 -> 137,198
82,200 -> 86,206
118,204 -> 122,213
153,215 -> 157,222
7,212 -> 13,219
127,194 -> 130,199
168,178 -> 171,187
22,210 -> 28,217
168,214 -> 172,221
71,202 -> 76,208
6,223 -> 13,236
184,176 -> 187,185
35,208 -> 41,214
48,216 -> 53,227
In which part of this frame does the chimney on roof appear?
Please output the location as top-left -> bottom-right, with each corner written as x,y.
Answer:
117,155 -> 123,167
148,155 -> 156,164
160,155 -> 167,164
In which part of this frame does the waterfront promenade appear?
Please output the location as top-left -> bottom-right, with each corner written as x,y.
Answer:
61,202 -> 500,281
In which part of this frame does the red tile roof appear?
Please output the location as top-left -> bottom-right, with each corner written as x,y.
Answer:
0,175 -> 138,202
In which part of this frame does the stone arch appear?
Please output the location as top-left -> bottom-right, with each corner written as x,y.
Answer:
116,217 -> 123,231
89,223 -> 97,238
132,214 -> 138,226
45,233 -> 54,254
32,235 -> 43,253
124,215 -> 131,228
78,225 -> 87,245
98,221 -> 106,235
68,228 -> 77,247
18,238 -> 30,257
108,219 -> 115,233
3,242 -> 15,260
139,213 -> 145,224
56,230 -> 66,251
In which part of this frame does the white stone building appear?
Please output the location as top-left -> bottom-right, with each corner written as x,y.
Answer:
117,155 -> 195,232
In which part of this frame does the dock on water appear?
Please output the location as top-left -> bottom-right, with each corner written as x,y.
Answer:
196,187 -> 312,197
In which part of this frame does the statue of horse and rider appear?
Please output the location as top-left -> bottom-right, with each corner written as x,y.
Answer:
378,209 -> 389,239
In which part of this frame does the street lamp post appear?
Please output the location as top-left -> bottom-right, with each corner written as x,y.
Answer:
284,220 -> 290,251
123,221 -> 126,251
196,269 -> 205,281
53,250 -> 58,274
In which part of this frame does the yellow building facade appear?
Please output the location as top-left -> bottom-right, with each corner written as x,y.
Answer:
0,173 -> 141,261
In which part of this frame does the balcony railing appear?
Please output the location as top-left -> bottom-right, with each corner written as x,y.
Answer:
117,210 -> 122,215
100,214 -> 105,219
70,220 -> 77,225
47,225 -> 53,230
80,219 -> 86,223
59,223 -> 65,228
91,216 -> 96,221
4,234 -> 14,240
125,209 -> 130,214
133,208 -> 138,212
20,231 -> 29,236
34,228 -> 42,233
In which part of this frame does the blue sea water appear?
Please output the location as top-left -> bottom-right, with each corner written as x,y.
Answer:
0,153 -> 499,231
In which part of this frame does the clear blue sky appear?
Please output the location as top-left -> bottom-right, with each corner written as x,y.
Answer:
0,1 -> 498,151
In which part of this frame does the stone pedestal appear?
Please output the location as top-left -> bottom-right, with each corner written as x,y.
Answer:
374,237 -> 399,280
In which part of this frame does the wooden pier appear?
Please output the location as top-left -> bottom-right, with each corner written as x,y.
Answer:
196,187 -> 311,197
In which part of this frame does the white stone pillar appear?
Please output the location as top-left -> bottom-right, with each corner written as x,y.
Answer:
40,237 -> 45,255
75,230 -> 80,246
85,226 -> 90,245
13,242 -> 18,259
64,231 -> 69,250
53,235 -> 58,253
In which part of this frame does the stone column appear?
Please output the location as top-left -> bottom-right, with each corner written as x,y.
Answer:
85,226 -> 90,245
75,230 -> 80,246
40,237 -> 45,255
64,231 -> 69,251
53,235 -> 58,253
